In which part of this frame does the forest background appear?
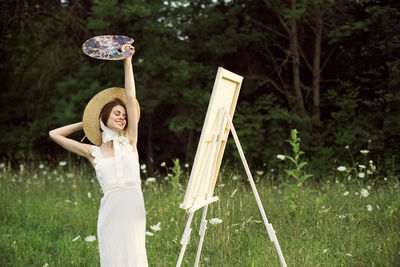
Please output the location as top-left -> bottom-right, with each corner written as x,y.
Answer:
1,0 -> 400,178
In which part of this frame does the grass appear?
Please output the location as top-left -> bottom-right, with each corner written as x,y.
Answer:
0,161 -> 399,266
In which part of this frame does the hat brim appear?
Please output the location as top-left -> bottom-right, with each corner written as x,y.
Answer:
82,87 -> 140,146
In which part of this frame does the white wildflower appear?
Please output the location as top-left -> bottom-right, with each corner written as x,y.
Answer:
84,235 -> 96,242
160,162 -> 166,167
367,170 -> 373,175
232,175 -> 238,181
184,163 -> 189,168
323,249 -> 328,253
343,191 -> 349,196
338,215 -> 345,219
337,166 -> 347,172
345,145 -> 349,149
360,188 -> 369,198
59,161 -> 67,166
140,164 -> 146,170
43,263 -> 49,267
150,222 -> 161,232
164,176 -> 169,180
367,185 -> 371,190
366,204 -> 373,211
360,150 -> 369,154
358,164 -> 366,169
19,164 -> 24,172
72,235 -> 80,242
145,231 -> 154,236
369,160 -> 373,164
209,218 -> 223,224
354,192 -> 359,195
146,177 -> 156,183
256,170 -> 264,176
39,163 -> 44,169
347,175 -> 352,181
276,154 -> 285,160
358,172 -> 365,178
88,192 -> 91,199
384,177 -> 387,181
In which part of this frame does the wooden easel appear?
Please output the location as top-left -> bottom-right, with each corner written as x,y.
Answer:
176,108 -> 287,267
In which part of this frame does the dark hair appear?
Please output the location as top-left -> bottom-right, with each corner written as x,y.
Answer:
100,98 -> 127,128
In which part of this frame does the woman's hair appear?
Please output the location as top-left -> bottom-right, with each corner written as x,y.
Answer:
100,98 -> 127,129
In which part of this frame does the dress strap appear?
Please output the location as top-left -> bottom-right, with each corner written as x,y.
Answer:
90,146 -> 102,171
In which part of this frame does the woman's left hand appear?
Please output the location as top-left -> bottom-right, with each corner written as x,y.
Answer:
122,44 -> 135,60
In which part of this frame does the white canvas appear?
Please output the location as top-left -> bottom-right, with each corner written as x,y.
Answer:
181,67 -> 243,210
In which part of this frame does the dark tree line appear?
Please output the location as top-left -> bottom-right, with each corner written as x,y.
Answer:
1,0 -> 399,176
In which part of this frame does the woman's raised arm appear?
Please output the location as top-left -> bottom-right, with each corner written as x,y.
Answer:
49,122 -> 93,159
123,45 -> 139,149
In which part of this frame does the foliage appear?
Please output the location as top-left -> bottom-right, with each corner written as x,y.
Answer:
0,0 -> 400,178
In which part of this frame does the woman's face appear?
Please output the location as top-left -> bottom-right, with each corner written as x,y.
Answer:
106,105 -> 127,132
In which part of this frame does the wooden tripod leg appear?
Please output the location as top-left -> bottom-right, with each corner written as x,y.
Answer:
176,211 -> 195,267
194,204 -> 209,267
223,109 -> 287,267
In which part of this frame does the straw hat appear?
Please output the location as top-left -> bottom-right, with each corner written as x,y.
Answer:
82,87 -> 140,146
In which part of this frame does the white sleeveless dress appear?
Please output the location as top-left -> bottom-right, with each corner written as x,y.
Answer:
91,138 -> 148,267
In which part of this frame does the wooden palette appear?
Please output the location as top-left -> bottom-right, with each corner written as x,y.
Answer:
82,35 -> 134,60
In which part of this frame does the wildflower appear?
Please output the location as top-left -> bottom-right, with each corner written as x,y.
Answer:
66,173 -> 73,178
358,165 -> 366,169
39,163 -> 44,169
218,183 -> 225,187
19,164 -> 24,172
360,188 -> 369,198
184,163 -> 189,168
367,170 -> 373,175
338,215 -> 345,219
43,263 -> 49,267
256,170 -> 264,176
360,150 -> 369,154
343,191 -> 349,196
150,222 -> 161,232
88,192 -> 91,199
354,192 -> 359,195
358,172 -> 365,178
384,177 -> 387,181
140,164 -> 146,170
84,235 -> 96,242
145,231 -> 154,236
345,145 -> 349,149
146,177 -> 156,183
337,166 -> 346,172
72,235 -> 80,242
59,161 -> 67,166
366,204 -> 373,212
276,154 -> 285,160
209,218 -> 223,224
160,162 -> 166,167
369,160 -> 373,164
347,175 -> 352,182
232,175 -> 238,181
367,185 -> 371,190
164,176 -> 169,180
323,249 -> 328,253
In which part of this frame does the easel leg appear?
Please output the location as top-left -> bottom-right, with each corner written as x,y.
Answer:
223,109 -> 287,267
194,204 -> 209,267
176,211 -> 195,267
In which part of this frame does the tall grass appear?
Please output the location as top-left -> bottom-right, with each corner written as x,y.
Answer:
0,161 -> 399,266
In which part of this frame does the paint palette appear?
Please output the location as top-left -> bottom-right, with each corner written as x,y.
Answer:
82,35 -> 134,60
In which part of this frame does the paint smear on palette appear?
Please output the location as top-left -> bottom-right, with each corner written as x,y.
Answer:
82,35 -> 134,60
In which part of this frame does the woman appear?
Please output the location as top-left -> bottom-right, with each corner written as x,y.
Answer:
49,45 -> 148,266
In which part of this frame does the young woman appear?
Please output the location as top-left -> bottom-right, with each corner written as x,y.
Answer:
49,45 -> 148,266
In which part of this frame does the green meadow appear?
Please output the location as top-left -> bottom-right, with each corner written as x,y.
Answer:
0,161 -> 399,267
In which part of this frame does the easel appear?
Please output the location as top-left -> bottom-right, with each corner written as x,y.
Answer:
176,107 -> 287,267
